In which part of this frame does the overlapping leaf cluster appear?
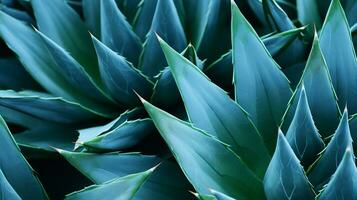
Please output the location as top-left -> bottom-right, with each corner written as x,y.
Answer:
0,0 -> 356,199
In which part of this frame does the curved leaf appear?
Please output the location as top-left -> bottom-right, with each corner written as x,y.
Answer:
319,0 -> 357,114
262,0 -> 295,31
308,109 -> 353,189
139,0 -> 186,78
142,98 -> 264,200
159,37 -> 270,178
0,12 -> 116,117
133,0 -> 158,41
231,0 -> 292,152
297,0 -> 322,30
65,168 -> 154,200
210,190 -> 236,200
0,168 -> 21,200
316,148 -> 357,200
0,116 -> 47,199
31,0 -> 100,84
101,0 -> 142,66
285,87 -> 325,167
82,0 -> 100,37
92,36 -> 153,106
281,33 -> 340,137
58,150 -> 193,200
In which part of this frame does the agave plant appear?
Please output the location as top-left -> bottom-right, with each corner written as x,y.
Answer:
0,0 -> 356,199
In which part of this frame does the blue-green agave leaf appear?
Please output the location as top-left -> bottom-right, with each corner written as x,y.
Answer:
142,98 -> 265,199
58,150 -> 193,199
262,0 -> 295,31
65,168 -> 154,200
205,27 -> 304,90
139,0 -> 186,78
37,30 -> 114,104
101,0 -> 142,66
82,119 -> 155,152
281,33 -> 340,137
296,0 -> 322,30
349,114 -> 357,152
158,37 -> 270,178
82,0 -> 100,37
151,44 -> 204,107
308,109 -> 353,189
92,36 -> 153,106
210,190 -> 236,200
116,0 -> 142,24
316,148 -> 357,200
264,131 -> 315,200
231,0 -> 292,152
0,90 -> 98,124
76,108 -> 145,149
0,116 -> 47,199
319,0 -> 357,114
285,87 -> 325,167
133,0 -> 158,41
0,168 -> 21,200
0,12 -> 116,117
0,4 -> 33,23
31,0 -> 100,84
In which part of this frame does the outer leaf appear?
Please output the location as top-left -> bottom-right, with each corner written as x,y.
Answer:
264,131 -> 315,200
0,115 -> 47,199
316,148 -> 357,200
205,27 -> 304,90
231,1 -> 292,152
101,0 -> 142,66
0,12 -> 116,117
285,87 -> 325,167
319,0 -> 357,113
262,0 -> 295,31
142,98 -> 265,200
0,168 -> 21,200
31,0 -> 100,84
59,150 -> 193,200
159,37 -> 270,178
76,108 -> 145,149
133,0 -> 158,41
92,36 -> 153,106
210,190 -> 236,200
281,34 -> 340,137
83,119 -> 155,152
37,30 -> 113,104
65,168 -> 154,200
308,109 -> 353,189
0,5 -> 33,23
139,0 -> 186,78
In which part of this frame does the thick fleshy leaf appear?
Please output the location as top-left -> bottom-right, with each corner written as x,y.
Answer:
286,87 -> 325,167
59,150 -> 193,200
65,168 -> 154,200
82,0 -> 100,37
151,44 -> 204,107
205,27 -> 305,90
0,5 -> 33,23
116,0 -> 142,24
264,131 -> 315,200
0,58 -> 41,90
316,148 -> 357,200
349,114 -> 357,152
76,108 -> 145,149
139,0 -> 186,78
262,0 -> 295,31
0,168 -> 21,200
31,0 -> 100,84
197,0 -> 231,63
319,0 -> 357,114
231,1 -> 292,152
133,0 -> 158,41
0,12 -> 116,117
101,0 -> 142,66
92,37 -> 153,106
142,99 -> 265,200
159,37 -> 270,178
281,34 -> 340,137
211,190 -> 236,200
0,116 -> 47,199
297,0 -> 322,30
82,119 -> 155,152
308,109 -> 353,189
37,30 -> 113,104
